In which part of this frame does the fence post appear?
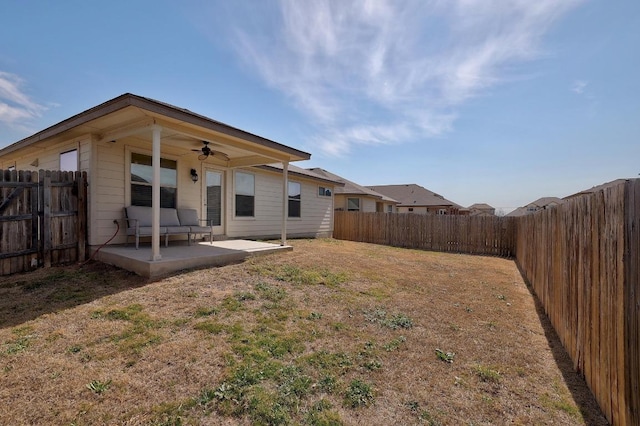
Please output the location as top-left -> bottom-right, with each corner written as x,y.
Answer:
42,170 -> 52,268
76,171 -> 87,261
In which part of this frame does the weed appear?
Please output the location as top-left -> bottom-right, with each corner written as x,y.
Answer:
318,375 -> 338,393
5,336 -> 32,355
234,291 -> 256,301
343,379 -> 374,408
87,379 -> 112,395
383,336 -> 406,352
194,321 -> 224,334
221,296 -> 242,311
308,312 -> 323,320
331,322 -> 345,331
67,345 -> 82,354
255,282 -> 287,302
474,365 -> 501,383
435,348 -> 455,363
194,306 -> 219,317
362,359 -> 383,371
305,399 -> 343,425
364,308 -> 413,329
497,294 -> 506,301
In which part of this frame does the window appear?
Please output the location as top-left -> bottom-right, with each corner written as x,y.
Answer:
130,153 -> 177,208
387,205 -> 393,213
347,198 -> 360,211
318,186 -> 332,197
60,149 -> 78,172
235,172 -> 255,217
437,209 -> 447,215
7,165 -> 15,171
288,181 -> 301,218
408,207 -> 414,212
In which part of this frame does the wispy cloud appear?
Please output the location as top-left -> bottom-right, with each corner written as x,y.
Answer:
225,0 -> 584,156
0,71 -> 46,128
571,80 -> 588,95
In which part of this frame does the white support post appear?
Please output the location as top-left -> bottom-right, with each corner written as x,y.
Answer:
281,161 -> 289,246
151,125 -> 162,261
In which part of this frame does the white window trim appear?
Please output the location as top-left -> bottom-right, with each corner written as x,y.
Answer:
288,180 -> 302,220
317,185 -> 332,197
60,148 -> 79,172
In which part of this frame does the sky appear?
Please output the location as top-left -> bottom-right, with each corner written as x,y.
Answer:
1,0 -> 639,213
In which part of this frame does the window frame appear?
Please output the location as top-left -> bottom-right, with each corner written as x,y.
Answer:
128,150 -> 178,209
60,149 -> 78,172
318,186 -> 332,197
347,197 -> 360,212
234,171 -> 255,218
288,180 -> 301,218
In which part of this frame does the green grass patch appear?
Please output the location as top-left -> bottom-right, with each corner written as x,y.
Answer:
474,365 -> 501,383
343,379 -> 375,408
91,304 -> 163,355
364,307 -> 413,329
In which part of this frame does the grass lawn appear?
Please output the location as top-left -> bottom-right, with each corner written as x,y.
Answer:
0,239 -> 607,425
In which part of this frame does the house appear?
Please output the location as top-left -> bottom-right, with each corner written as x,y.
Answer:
563,179 -> 629,201
506,197 -> 564,216
0,93 -> 342,259
306,168 -> 399,213
468,203 -> 495,216
366,184 -> 465,215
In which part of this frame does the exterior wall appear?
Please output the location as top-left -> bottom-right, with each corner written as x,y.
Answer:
226,168 -> 334,239
2,136 -> 336,245
333,194 -> 377,212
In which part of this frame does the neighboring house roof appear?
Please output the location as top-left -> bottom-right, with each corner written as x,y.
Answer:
258,164 -> 345,186
563,178 -> 629,200
507,197 -> 564,217
307,168 -> 398,203
0,93 -> 311,162
366,184 -> 462,208
468,203 -> 494,210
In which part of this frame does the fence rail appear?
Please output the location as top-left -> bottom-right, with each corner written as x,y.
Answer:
0,169 -> 87,275
334,212 -> 516,257
333,180 -> 639,425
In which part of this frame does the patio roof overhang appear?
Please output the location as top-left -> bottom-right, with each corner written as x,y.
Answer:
0,93 -> 311,166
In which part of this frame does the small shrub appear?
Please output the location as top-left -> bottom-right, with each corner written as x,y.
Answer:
194,306 -> 219,317
383,336 -> 406,352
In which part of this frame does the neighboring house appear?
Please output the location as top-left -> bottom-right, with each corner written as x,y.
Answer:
468,203 -> 495,216
506,197 -> 564,217
0,93 -> 342,253
306,168 -> 399,213
366,184 -> 465,215
563,179 -> 629,201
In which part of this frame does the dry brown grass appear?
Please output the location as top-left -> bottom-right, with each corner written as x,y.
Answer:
0,238 -> 607,425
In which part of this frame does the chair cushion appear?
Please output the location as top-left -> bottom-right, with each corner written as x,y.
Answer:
126,206 -> 153,227
189,225 -> 212,233
127,226 -> 167,235
177,208 -> 200,226
160,208 -> 181,227
166,226 -> 191,234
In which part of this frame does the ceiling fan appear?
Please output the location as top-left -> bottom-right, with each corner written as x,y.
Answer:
192,141 -> 230,161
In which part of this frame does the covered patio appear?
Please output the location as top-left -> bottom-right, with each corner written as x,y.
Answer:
95,239 -> 291,278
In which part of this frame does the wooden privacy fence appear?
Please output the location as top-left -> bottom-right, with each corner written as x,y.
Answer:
334,211 -> 516,257
516,180 -> 640,426
0,169 -> 87,275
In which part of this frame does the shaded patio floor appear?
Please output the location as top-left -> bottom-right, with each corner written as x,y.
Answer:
95,240 -> 292,278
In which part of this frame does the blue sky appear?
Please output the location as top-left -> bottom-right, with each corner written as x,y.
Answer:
1,1 -> 638,212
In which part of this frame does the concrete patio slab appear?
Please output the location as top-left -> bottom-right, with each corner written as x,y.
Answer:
95,240 -> 292,278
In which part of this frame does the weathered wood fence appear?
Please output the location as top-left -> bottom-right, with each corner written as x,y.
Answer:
0,169 -> 87,275
333,179 -> 640,425
334,212 -> 516,257
516,180 -> 639,426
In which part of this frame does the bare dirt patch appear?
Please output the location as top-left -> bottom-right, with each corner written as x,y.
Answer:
0,239 -> 607,425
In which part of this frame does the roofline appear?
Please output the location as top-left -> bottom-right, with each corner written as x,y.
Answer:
0,93 -> 311,160
256,165 -> 345,186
